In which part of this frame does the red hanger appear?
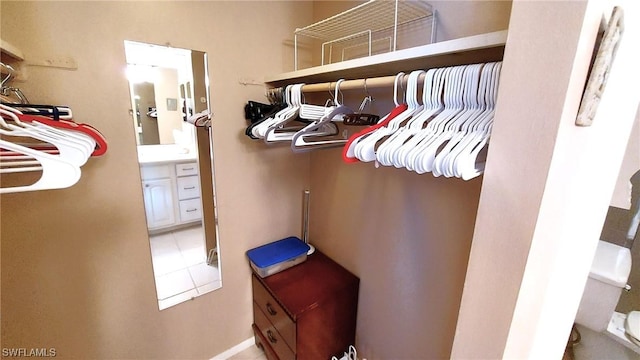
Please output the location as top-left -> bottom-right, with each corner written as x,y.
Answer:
341,103 -> 408,163
4,112 -> 108,156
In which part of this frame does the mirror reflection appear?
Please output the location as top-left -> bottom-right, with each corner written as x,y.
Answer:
124,40 -> 221,310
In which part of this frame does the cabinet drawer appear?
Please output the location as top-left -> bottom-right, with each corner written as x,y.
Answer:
140,164 -> 171,180
252,275 -> 296,349
253,302 -> 295,360
177,176 -> 200,200
178,198 -> 202,222
176,162 -> 198,177
252,324 -> 280,360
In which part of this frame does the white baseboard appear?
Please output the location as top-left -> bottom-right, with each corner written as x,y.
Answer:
210,337 -> 255,360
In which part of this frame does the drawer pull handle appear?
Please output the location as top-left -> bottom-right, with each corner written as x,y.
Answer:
182,167 -> 194,171
266,303 -> 277,316
266,330 -> 277,344
186,208 -> 198,212
183,186 -> 196,190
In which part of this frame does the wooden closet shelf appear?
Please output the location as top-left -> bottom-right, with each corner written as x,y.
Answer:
1,39 -> 24,61
266,30 -> 507,87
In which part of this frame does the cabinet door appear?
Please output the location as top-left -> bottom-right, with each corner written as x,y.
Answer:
142,178 -> 176,228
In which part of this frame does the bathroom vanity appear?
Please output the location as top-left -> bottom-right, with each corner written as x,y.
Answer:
138,147 -> 203,232
251,250 -> 359,360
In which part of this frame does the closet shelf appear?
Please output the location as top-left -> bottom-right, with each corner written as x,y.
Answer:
1,39 -> 24,61
267,30 -> 507,87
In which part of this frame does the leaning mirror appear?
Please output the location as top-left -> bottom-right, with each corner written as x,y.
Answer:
124,40 -> 221,310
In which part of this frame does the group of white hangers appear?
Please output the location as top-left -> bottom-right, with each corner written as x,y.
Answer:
251,81 -> 355,152
344,61 -> 501,180
248,61 -> 501,179
0,103 -> 107,193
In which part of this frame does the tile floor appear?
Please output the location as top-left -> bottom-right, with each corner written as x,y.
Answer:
149,225 -> 221,310
572,324 -> 639,360
227,345 -> 267,360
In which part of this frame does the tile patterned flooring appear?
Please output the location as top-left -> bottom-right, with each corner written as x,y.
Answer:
149,225 -> 221,310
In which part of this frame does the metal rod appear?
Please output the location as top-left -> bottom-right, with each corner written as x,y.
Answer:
393,0 -> 398,51
294,33 -> 299,71
300,72 -> 425,93
302,189 -> 310,245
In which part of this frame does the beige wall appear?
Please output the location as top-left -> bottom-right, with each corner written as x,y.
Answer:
1,1 -> 312,358
453,0 -> 640,358
0,1 -> 528,359
307,1 -> 511,359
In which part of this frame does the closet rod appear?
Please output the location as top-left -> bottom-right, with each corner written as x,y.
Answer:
300,72 -> 427,93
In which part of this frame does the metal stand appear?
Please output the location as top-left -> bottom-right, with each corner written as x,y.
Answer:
303,189 -> 315,255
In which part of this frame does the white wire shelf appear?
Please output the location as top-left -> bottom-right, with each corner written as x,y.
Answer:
294,0 -> 436,70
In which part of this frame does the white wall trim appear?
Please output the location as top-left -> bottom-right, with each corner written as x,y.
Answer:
210,338 -> 255,360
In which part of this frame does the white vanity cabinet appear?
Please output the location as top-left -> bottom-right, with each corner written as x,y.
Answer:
140,161 -> 202,232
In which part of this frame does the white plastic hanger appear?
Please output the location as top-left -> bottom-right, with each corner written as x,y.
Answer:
440,62 -> 496,178
299,83 -> 337,121
391,67 -> 446,170
355,71 -> 423,163
382,68 -> 445,168
264,84 -> 338,143
0,107 -> 92,166
405,66 -> 465,173
431,63 -> 485,177
375,69 -> 426,167
0,138 -> 81,193
412,64 -> 474,175
291,79 -> 353,152
455,62 -> 502,180
252,85 -> 299,139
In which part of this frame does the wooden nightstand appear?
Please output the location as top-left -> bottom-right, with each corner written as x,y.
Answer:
251,251 -> 359,360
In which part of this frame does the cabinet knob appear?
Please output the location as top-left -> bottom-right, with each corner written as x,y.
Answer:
266,330 -> 277,344
266,303 -> 277,316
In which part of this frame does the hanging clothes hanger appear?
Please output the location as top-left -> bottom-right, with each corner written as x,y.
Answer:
353,71 -> 411,162
430,63 -> 485,177
390,67 -> 446,169
0,138 -> 82,194
0,103 -> 107,156
264,83 -> 338,143
437,62 -> 495,178
4,103 -> 72,120
453,62 -> 502,180
342,79 -> 380,126
251,85 -> 300,139
291,79 -> 353,153
0,107 -> 92,167
342,76 -> 409,164
298,82 -> 337,121
406,65 -> 466,174
375,69 -> 427,166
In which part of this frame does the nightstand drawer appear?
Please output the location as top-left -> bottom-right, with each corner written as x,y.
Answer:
254,302 -> 295,360
252,324 -> 280,360
252,275 -> 296,349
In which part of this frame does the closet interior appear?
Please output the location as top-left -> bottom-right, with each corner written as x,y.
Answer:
244,2 -> 510,358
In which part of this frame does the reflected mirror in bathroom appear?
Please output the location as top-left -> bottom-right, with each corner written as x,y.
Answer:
124,40 -> 221,310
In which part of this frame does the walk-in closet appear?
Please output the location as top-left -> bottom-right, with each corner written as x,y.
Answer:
1,1 -> 639,360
